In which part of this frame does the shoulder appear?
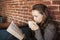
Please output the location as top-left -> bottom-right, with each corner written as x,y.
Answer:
47,21 -> 59,30
48,21 -> 59,27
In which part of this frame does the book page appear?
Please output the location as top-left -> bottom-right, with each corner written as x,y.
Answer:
7,21 -> 25,40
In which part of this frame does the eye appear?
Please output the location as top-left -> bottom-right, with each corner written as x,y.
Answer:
34,15 -> 38,17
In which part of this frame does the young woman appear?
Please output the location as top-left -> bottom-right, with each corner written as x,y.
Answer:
7,4 -> 58,40
28,4 -> 57,40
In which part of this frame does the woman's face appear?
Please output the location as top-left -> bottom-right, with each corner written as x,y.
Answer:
32,10 -> 44,23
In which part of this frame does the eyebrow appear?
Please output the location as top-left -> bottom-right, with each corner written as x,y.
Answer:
33,14 -> 39,16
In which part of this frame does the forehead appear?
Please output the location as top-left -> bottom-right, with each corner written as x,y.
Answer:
32,10 -> 40,15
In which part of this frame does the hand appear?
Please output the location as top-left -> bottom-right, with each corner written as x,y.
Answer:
28,21 -> 39,31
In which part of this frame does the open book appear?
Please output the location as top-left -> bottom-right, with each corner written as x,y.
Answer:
7,21 -> 25,40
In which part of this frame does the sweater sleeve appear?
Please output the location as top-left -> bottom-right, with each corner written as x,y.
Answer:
34,28 -> 43,40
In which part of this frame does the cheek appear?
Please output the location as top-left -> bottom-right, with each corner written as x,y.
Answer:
39,16 -> 43,20
34,17 -> 37,21
38,17 -> 42,21
37,17 -> 42,21
33,16 -> 41,21
34,16 -> 43,23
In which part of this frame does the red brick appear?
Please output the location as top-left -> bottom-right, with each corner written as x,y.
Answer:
52,1 -> 60,5
53,15 -> 59,20
41,1 -> 51,5
52,11 -> 60,15
26,1 -> 34,5
23,16 -> 28,18
59,6 -> 60,11
28,16 -> 33,19
52,0 -> 60,1
48,6 -> 58,10
25,0 -> 41,1
56,15 -> 60,20
1,0 -> 60,26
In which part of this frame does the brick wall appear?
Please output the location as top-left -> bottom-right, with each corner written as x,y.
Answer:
0,0 -> 60,26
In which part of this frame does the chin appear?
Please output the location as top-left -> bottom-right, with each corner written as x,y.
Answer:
35,21 -> 40,24
34,20 -> 41,24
